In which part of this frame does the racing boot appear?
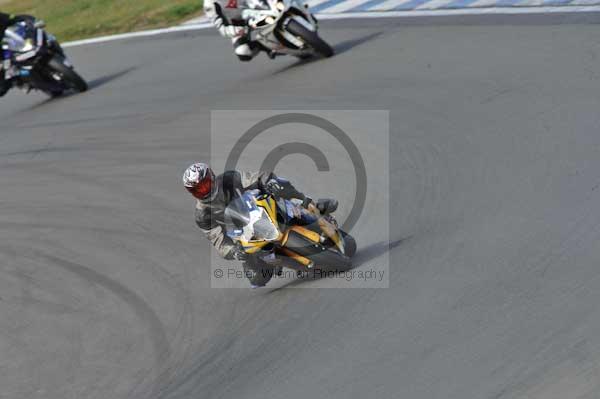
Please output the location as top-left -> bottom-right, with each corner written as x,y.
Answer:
0,77 -> 10,97
233,37 -> 260,62
0,51 -> 14,97
243,257 -> 275,288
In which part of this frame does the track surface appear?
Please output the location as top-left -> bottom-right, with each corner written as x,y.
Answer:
2,14 -> 600,399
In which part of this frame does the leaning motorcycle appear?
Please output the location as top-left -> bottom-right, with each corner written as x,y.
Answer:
2,19 -> 87,97
225,189 -> 356,286
242,0 -> 334,58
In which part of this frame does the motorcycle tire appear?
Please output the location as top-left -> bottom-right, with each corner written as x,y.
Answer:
341,231 -> 357,258
309,248 -> 352,271
285,19 -> 334,58
47,55 -> 88,93
322,230 -> 357,258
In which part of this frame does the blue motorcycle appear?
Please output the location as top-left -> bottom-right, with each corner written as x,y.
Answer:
2,19 -> 87,97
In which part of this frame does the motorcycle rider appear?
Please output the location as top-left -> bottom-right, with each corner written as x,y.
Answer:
182,162 -> 338,287
204,0 -> 262,61
0,12 -> 35,96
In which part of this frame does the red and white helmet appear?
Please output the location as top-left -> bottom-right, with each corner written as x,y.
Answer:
183,163 -> 215,200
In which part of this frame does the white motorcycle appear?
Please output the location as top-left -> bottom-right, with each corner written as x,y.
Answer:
242,0 -> 334,58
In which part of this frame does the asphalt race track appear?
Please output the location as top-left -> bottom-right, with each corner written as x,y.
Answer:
2,13 -> 600,399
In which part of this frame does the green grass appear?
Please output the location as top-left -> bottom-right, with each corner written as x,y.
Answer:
1,0 -> 204,41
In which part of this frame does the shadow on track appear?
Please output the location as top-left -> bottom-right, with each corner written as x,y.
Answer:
272,55 -> 319,75
267,236 -> 409,291
333,31 -> 384,55
87,66 -> 138,89
18,67 -> 138,113
272,31 -> 384,75
352,237 -> 406,266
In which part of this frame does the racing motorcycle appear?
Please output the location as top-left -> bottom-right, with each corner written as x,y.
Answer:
2,19 -> 87,97
225,189 -> 356,286
242,0 -> 334,58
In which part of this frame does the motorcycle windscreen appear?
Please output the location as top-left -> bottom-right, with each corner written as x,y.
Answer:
224,196 -> 251,230
250,208 -> 279,241
224,193 -> 280,242
4,23 -> 35,53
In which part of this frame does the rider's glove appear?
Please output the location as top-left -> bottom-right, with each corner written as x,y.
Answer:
265,178 -> 285,197
212,15 -> 245,38
228,246 -> 248,261
302,196 -> 314,209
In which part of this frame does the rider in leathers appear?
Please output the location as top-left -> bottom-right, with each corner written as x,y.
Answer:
203,0 -> 261,61
183,163 -> 338,287
0,12 -> 35,96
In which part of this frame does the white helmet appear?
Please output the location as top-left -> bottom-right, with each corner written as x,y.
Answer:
183,163 -> 215,200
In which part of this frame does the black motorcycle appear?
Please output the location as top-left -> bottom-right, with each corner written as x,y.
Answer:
2,19 -> 87,97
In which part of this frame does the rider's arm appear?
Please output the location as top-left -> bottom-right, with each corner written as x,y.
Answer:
194,203 -> 241,260
0,14 -> 11,38
203,0 -> 220,21
11,15 -> 35,24
0,13 -> 35,36
242,171 -> 310,204
204,1 -> 245,38
0,14 -> 36,97
1,13 -> 35,27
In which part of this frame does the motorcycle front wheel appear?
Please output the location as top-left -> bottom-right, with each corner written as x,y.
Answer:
285,19 -> 334,58
340,231 -> 357,258
322,230 -> 357,258
46,55 -> 88,93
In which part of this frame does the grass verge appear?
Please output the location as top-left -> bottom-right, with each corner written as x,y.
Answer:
1,0 -> 204,41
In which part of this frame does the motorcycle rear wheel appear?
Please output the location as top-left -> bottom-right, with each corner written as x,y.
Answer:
310,248 -> 352,271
